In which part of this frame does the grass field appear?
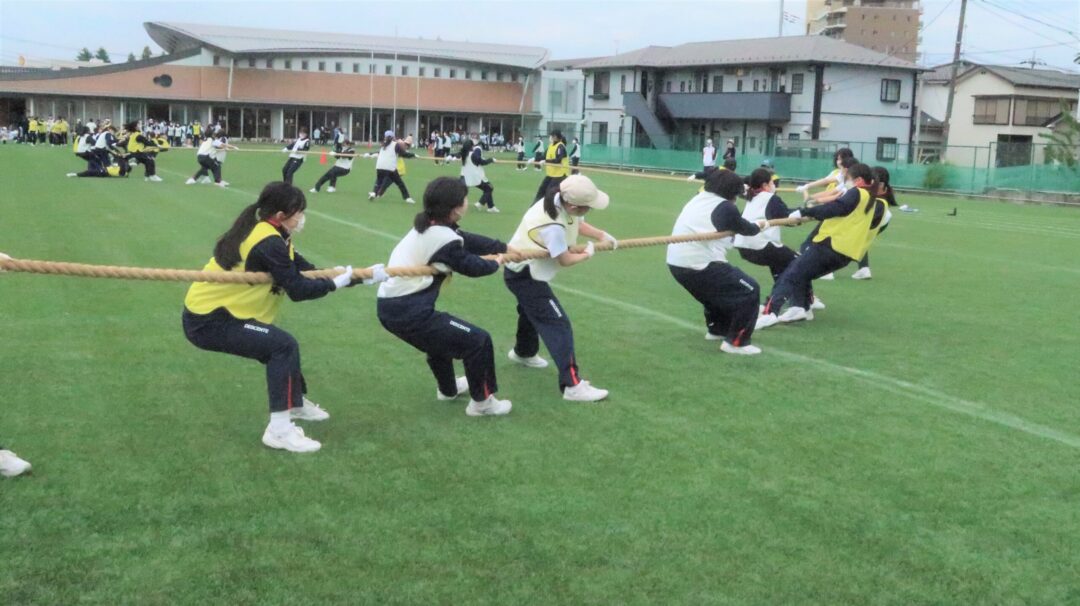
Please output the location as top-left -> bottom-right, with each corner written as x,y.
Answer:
2,142 -> 1080,605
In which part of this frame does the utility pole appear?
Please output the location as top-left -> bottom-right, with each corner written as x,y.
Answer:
941,0 -> 968,151
778,0 -> 785,37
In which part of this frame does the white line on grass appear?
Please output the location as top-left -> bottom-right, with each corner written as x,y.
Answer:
162,170 -> 1080,448
550,284 -> 1080,450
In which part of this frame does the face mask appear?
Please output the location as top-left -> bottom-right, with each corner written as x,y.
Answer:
291,215 -> 306,234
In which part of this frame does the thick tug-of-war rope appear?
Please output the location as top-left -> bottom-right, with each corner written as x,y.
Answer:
0,219 -> 804,284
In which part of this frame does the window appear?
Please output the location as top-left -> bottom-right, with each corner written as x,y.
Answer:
753,79 -> 760,92
419,67 -> 426,77
591,121 -> 609,145
301,60 -> 309,70
737,80 -> 744,92
665,81 -> 672,93
973,97 -> 1010,125
335,62 -> 342,73
434,67 -> 442,77
788,133 -> 800,140
680,81 -> 686,93
496,71 -> 502,81
266,58 -> 275,69
880,78 -> 901,102
748,136 -> 757,149
368,64 -> 375,74
247,57 -> 255,68
480,70 -> 488,80
876,137 -> 898,161
511,72 -> 519,82
1013,97 -> 1075,126
353,63 -> 360,73
318,61 -> 325,72
712,75 -> 723,92
285,59 -> 292,69
401,66 -> 408,76
213,55 -> 221,66
791,73 -> 804,95
620,74 -> 627,93
449,69 -> 456,78
385,65 -> 392,75
465,69 -> 472,79
591,71 -> 610,98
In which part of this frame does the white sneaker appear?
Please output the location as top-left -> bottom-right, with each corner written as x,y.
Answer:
437,376 -> 469,401
290,397 -> 330,421
0,450 -> 32,477
66,172 -> 77,177
474,201 -> 483,209
215,181 -> 228,188
755,313 -> 779,330
563,380 -> 609,402
327,186 -> 335,193
819,272 -> 835,281
405,197 -> 416,204
465,395 -> 512,416
368,192 -> 376,200
720,342 -> 762,355
185,177 -> 197,185
810,297 -> 826,310
148,175 -> 163,182
309,188 -> 318,193
199,176 -> 212,184
508,349 -> 549,369
852,267 -> 872,280
262,423 -> 321,453
704,332 -> 724,341
486,207 -> 500,213
778,306 -> 809,323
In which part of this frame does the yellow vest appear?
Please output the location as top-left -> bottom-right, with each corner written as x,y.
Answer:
127,131 -> 145,153
29,120 -> 38,131
813,188 -> 882,260
106,165 -> 122,177
184,222 -> 294,324
506,198 -> 580,281
545,142 -> 570,178
397,157 -> 406,175
193,124 -> 201,135
825,168 -> 841,191
36,122 -> 47,133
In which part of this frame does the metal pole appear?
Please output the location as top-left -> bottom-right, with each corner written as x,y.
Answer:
778,0 -> 785,37
941,0 -> 968,154
415,54 -> 420,139
369,50 -> 374,144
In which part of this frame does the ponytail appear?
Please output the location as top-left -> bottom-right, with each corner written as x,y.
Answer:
542,184 -> 560,220
747,168 -> 774,198
415,176 -> 467,233
871,166 -> 896,207
213,182 -> 307,269
213,203 -> 261,270
460,138 -> 473,166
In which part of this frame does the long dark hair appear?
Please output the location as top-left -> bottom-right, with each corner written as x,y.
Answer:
414,177 -> 467,233
871,166 -> 896,206
541,183 -> 564,220
213,182 -> 307,270
382,134 -> 394,149
459,137 -> 474,166
833,147 -> 854,164
705,169 -> 745,200
845,163 -> 877,214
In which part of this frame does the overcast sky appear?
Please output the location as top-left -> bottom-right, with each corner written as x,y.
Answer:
1,0 -> 1078,71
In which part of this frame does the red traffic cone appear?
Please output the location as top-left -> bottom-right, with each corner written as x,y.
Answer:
319,152 -> 328,165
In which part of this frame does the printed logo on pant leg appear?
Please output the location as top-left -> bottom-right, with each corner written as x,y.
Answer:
739,279 -> 755,291
548,299 -> 563,318
243,323 -> 270,334
449,320 -> 472,333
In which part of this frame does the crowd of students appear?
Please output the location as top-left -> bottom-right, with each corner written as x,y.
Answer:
2,128 -> 897,466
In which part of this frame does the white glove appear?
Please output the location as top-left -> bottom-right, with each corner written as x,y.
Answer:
490,158 -> 497,163
583,242 -> 595,258
686,174 -> 696,181
363,263 -> 389,285
600,232 -> 618,250
789,210 -> 803,220
332,265 -> 353,289
795,184 -> 807,193
756,219 -> 770,230
0,252 -> 10,272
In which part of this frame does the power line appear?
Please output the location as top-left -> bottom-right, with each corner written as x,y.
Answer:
972,1 -> 1079,48
978,0 -> 1080,41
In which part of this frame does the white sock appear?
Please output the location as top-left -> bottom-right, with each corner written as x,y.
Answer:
269,411 -> 292,432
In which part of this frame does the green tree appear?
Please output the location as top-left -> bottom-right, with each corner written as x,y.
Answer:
141,46 -> 153,60
127,53 -> 136,63
1039,100 -> 1079,170
94,47 -> 111,63
76,47 -> 92,62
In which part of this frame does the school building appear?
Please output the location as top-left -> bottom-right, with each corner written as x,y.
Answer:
0,22 -> 554,141
578,35 -> 923,161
